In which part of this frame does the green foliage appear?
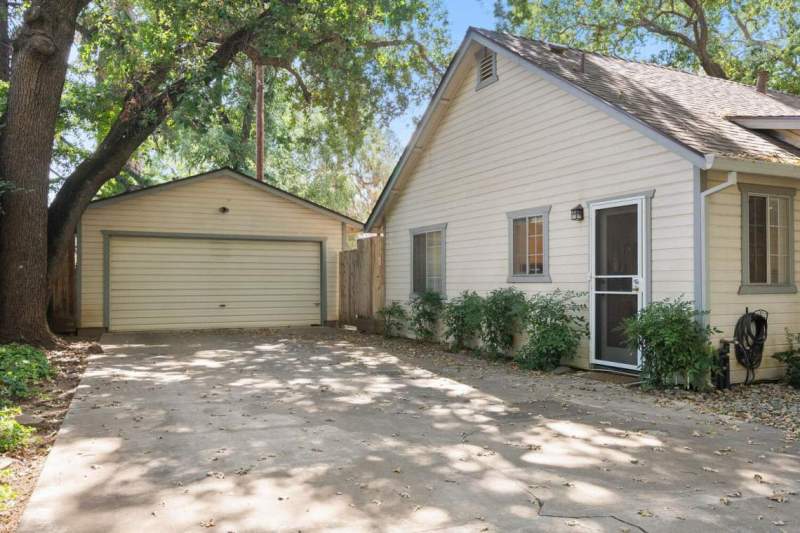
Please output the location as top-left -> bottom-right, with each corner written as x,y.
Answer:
516,290 -> 588,371
0,408 -> 33,453
0,344 -> 53,404
443,291 -> 485,351
495,0 -> 800,95
623,298 -> 718,390
481,287 -> 529,356
0,477 -> 15,512
378,302 -> 408,338
53,1 -> 450,220
409,291 -> 445,341
775,329 -> 800,389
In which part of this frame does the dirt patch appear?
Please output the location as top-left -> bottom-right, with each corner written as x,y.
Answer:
0,338 -> 92,532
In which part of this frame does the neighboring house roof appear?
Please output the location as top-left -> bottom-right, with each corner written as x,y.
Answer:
88,167 -> 364,227
365,27 -> 800,231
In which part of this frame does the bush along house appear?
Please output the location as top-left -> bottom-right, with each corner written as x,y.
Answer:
365,27 -> 800,384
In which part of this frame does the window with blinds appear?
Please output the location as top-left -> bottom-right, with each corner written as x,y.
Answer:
412,227 -> 445,294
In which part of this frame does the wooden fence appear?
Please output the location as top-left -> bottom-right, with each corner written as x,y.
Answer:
339,236 -> 384,332
48,241 -> 77,333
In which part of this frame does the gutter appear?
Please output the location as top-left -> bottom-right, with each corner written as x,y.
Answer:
697,170 -> 738,314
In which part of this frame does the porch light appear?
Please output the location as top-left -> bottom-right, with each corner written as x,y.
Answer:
570,204 -> 584,221
219,206 -> 230,214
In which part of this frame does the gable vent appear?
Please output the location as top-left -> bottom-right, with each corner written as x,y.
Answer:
476,47 -> 497,89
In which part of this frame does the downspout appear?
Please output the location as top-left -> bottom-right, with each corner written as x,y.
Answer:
698,170 -> 738,314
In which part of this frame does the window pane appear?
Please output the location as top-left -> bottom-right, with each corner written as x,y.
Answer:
426,231 -> 442,292
749,196 -> 767,283
512,218 -> 527,275
768,196 -> 790,284
412,233 -> 427,293
595,205 -> 637,276
528,216 -> 543,274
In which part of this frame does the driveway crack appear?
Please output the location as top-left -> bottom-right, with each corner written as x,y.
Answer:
530,494 -> 649,533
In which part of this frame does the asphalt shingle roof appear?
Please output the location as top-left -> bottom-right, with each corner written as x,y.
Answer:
474,28 -> 800,165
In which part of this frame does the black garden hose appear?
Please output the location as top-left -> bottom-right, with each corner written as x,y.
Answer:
733,309 -> 768,385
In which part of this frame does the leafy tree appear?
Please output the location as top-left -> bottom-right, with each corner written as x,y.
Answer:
0,0 -> 449,343
495,0 -> 800,94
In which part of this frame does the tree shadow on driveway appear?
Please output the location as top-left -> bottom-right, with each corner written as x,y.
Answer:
17,328 -> 800,533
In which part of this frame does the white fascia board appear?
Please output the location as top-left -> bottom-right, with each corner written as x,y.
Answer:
730,116 -> 800,130
710,156 -> 800,179
364,35 -> 475,232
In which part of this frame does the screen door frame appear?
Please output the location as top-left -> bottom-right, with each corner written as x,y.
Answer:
588,193 -> 651,371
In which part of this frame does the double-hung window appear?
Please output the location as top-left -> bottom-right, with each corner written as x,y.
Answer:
740,184 -> 796,294
411,224 -> 446,294
508,206 -> 551,282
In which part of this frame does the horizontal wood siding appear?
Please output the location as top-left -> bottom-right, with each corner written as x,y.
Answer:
79,171 -> 344,328
384,53 -> 695,367
706,170 -> 800,382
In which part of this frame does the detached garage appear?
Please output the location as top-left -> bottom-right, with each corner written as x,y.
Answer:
77,168 -> 362,332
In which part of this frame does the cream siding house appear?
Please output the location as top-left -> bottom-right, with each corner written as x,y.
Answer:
366,28 -> 800,383
78,168 -> 361,332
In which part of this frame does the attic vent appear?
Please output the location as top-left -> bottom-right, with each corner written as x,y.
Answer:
476,47 -> 497,90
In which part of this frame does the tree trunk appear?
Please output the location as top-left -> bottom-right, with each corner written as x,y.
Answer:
0,0 -> 10,82
47,24 -> 254,283
0,0 -> 85,344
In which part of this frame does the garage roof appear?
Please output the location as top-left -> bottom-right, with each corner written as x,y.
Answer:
88,167 -> 363,227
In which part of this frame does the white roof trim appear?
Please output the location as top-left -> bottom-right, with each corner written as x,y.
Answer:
88,168 -> 363,227
730,116 -> 800,130
710,156 -> 800,179
365,34 -> 475,232
365,29 -> 709,231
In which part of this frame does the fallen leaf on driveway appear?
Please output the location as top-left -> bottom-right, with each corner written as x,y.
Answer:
637,509 -> 654,517
767,491 -> 787,503
200,518 -> 215,527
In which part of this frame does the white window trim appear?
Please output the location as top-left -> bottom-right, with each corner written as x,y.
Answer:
409,223 -> 447,296
739,183 -> 797,294
475,48 -> 498,90
507,206 -> 551,283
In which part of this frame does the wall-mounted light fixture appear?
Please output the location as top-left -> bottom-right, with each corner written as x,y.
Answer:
219,206 -> 230,214
570,204 -> 584,221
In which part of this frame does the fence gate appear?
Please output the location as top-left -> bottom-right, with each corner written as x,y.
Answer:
339,236 -> 384,332
49,239 -> 77,333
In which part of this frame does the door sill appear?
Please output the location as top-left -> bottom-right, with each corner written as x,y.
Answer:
590,364 -> 640,376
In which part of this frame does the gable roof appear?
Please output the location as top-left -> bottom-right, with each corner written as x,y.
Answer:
365,27 -> 800,231
88,167 -> 363,227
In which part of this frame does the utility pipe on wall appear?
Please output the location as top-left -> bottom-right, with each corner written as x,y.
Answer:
255,63 -> 265,182
699,171 -> 738,313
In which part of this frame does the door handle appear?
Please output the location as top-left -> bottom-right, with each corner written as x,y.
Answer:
632,278 -> 641,292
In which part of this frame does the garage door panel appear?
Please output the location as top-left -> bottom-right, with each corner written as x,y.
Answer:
109,236 -> 321,331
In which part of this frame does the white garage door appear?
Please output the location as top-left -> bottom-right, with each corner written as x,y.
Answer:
108,235 -> 322,331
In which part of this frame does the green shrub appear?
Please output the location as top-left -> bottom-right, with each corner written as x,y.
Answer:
0,407 -> 33,453
0,479 -> 16,511
377,302 -> 408,338
0,344 -> 53,404
481,287 -> 529,357
775,329 -> 800,389
516,290 -> 588,371
443,291 -> 484,351
623,298 -> 718,390
409,291 -> 445,341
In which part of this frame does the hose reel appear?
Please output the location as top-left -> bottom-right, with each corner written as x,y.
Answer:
733,308 -> 768,385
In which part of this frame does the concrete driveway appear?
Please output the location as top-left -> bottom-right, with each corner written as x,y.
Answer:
18,329 -> 800,533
